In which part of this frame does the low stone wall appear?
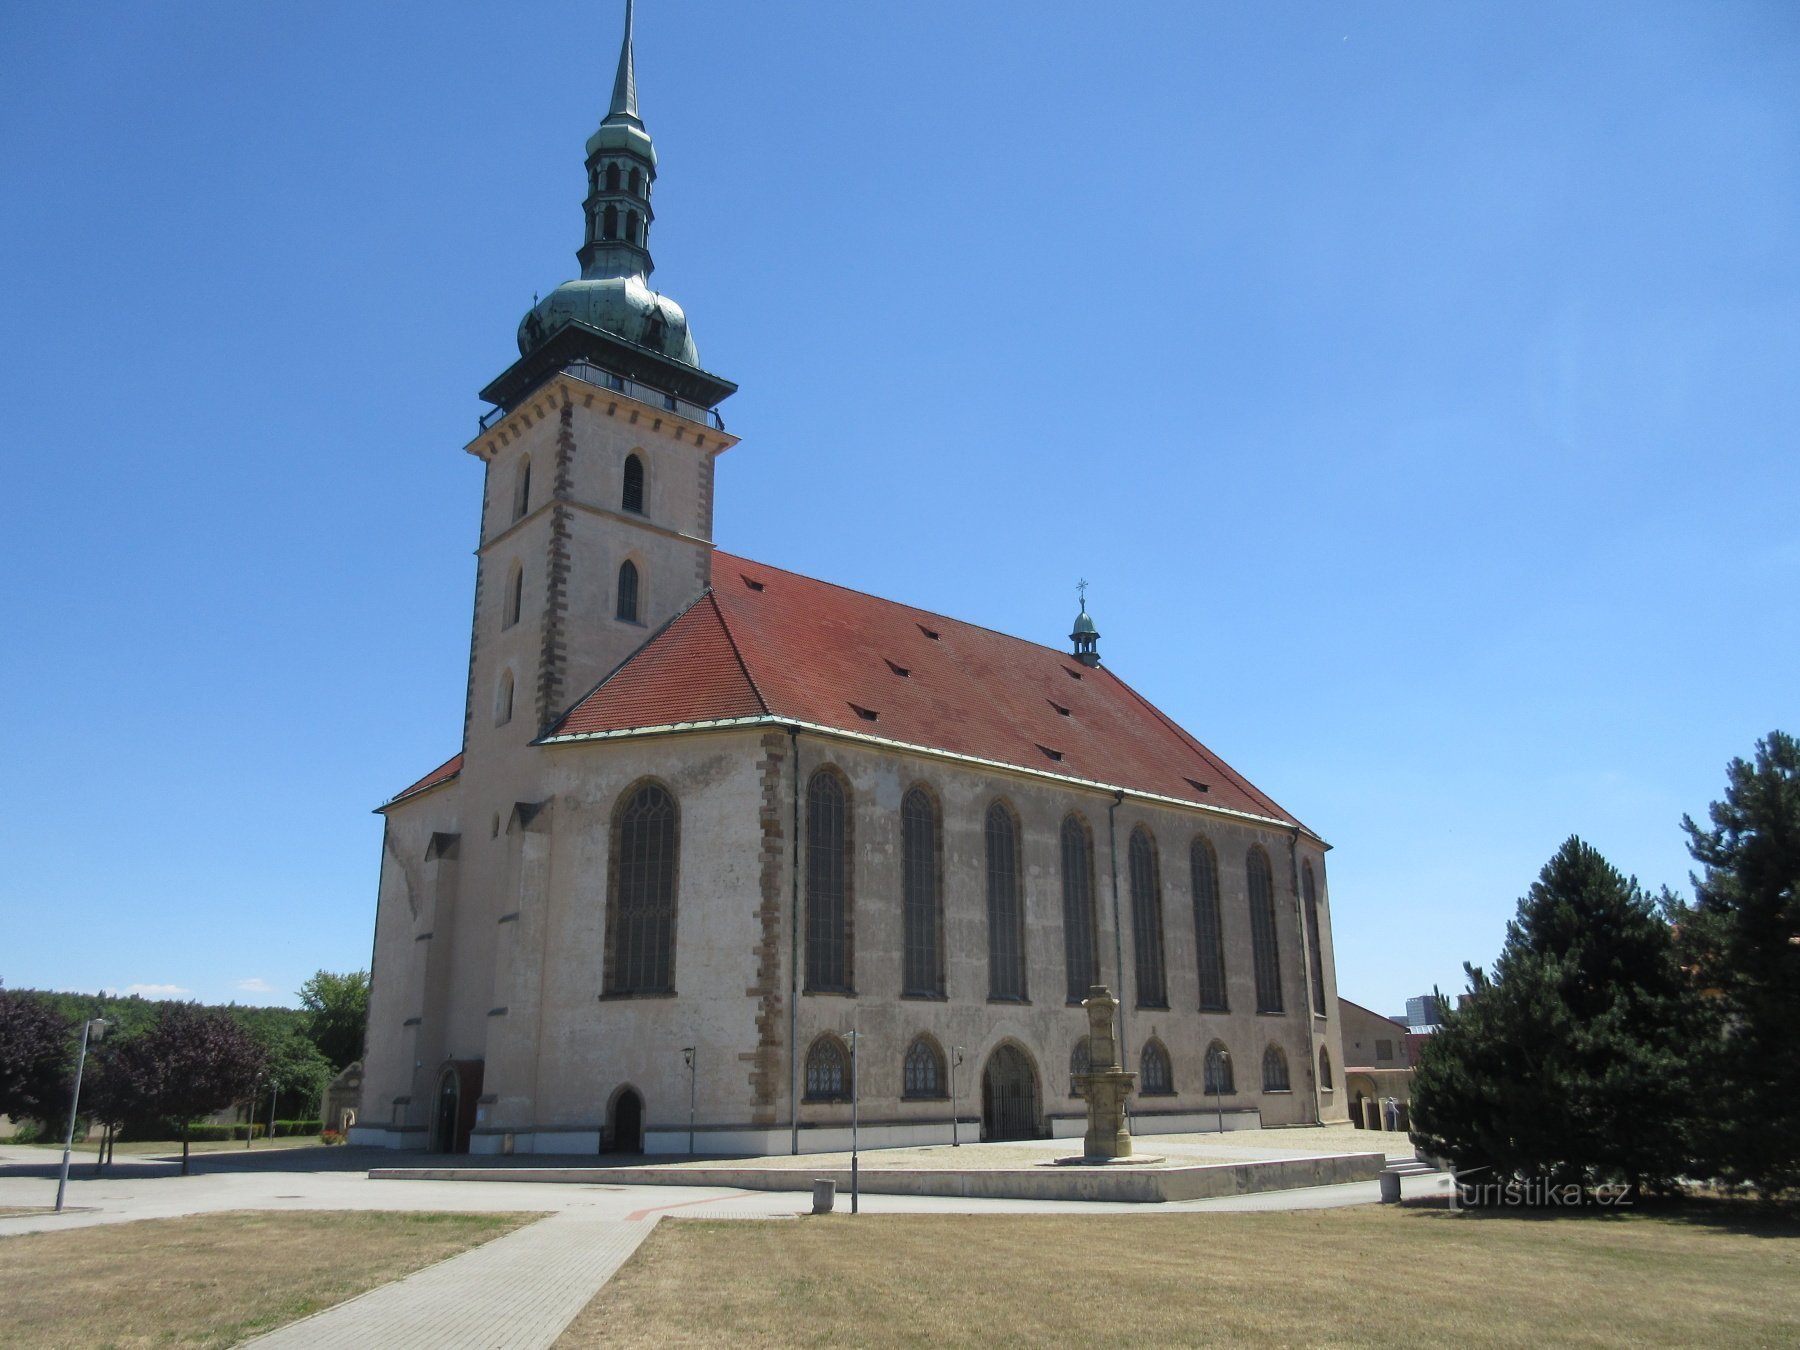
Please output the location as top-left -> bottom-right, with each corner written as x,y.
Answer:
370,1150 -> 1386,1204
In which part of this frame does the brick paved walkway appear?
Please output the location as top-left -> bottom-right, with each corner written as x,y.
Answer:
245,1210 -> 651,1350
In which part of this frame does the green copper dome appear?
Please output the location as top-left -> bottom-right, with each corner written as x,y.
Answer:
517,276 -> 698,365
1072,610 -> 1098,637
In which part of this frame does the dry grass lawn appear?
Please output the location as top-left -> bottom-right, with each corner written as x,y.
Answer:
0,1209 -> 537,1348
561,1203 -> 1799,1348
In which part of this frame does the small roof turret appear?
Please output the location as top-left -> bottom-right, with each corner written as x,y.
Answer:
1070,580 -> 1102,667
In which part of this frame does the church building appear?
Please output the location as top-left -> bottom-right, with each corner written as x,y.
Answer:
356,4 -> 1348,1155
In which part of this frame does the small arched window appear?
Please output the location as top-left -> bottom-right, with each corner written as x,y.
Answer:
902,1037 -> 945,1099
602,203 -> 619,239
604,162 -> 621,192
985,801 -> 1025,1001
1303,861 -> 1327,1016
622,453 -> 645,514
1060,815 -> 1098,1003
900,787 -> 942,997
626,210 -> 639,244
503,563 -> 523,629
804,1037 -> 849,1101
1204,1041 -> 1234,1095
605,782 -> 678,995
616,560 -> 640,623
1263,1044 -> 1291,1093
805,769 -> 852,993
494,669 -> 514,726
1248,846 -> 1283,1014
1192,835 -> 1228,1012
512,456 -> 531,522
1140,1040 -> 1174,1096
1069,1036 -> 1091,1096
628,166 -> 642,195
1129,826 -> 1167,1009
1319,1047 -> 1334,1091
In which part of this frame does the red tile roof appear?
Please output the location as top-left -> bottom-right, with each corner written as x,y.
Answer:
382,752 -> 463,809
548,552 -> 1307,832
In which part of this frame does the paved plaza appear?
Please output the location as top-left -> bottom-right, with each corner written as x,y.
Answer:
0,1131 -> 1445,1347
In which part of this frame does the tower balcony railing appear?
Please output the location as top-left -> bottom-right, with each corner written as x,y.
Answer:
478,360 -> 726,434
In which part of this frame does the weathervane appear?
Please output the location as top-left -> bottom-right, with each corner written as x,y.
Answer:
1077,578 -> 1089,608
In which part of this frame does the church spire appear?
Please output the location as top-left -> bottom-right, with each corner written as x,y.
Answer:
607,0 -> 641,128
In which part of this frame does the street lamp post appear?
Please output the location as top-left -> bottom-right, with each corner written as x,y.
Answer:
1212,1050 -> 1231,1133
950,1046 -> 965,1147
55,1018 -> 106,1213
681,1047 -> 696,1157
268,1078 -> 280,1144
848,1016 -> 860,1215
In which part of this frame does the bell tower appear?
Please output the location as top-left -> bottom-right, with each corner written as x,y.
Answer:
460,0 -> 738,753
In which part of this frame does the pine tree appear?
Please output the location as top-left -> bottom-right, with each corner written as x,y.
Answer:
1412,837 -> 1698,1195
1676,730 -> 1800,1196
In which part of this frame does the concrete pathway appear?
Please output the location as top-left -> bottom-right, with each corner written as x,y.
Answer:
244,1210 -> 650,1350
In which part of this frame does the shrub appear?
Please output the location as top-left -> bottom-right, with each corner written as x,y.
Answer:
320,1128 -> 345,1146
271,1119 -> 323,1138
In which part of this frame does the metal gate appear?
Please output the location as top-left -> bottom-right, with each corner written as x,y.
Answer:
981,1044 -> 1040,1141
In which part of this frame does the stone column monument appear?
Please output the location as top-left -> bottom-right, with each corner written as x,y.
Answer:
1070,985 -> 1136,1161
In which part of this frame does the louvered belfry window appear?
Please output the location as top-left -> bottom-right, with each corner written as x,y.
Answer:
986,802 -> 1026,1001
1060,816 -> 1099,1003
901,788 -> 941,997
1248,846 -> 1284,1013
1192,836 -> 1228,1012
607,783 -> 677,995
1303,861 -> 1327,1016
806,770 -> 851,993
622,453 -> 645,514
1129,827 -> 1167,1009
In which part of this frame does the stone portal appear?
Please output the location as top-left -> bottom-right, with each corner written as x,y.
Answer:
1070,986 -> 1136,1161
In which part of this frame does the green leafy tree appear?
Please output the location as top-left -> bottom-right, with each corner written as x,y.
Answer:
1675,730 -> 1800,1196
1411,837 -> 1699,1196
298,970 -> 369,1072
254,1027 -> 333,1122
108,1004 -> 266,1173
0,990 -> 75,1125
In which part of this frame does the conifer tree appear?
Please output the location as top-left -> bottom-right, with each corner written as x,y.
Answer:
1675,730 -> 1800,1196
1412,837 -> 1698,1195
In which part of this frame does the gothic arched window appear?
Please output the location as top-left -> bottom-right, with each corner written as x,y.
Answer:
900,787 -> 942,997
1060,815 -> 1098,1003
616,560 -> 640,623
985,801 -> 1025,1001
1140,1040 -> 1174,1096
1248,846 -> 1283,1014
1204,1041 -> 1235,1096
1263,1044 -> 1291,1093
902,1036 -> 945,1099
622,453 -> 645,514
1303,861 -> 1327,1016
1069,1036 -> 1091,1096
1192,835 -> 1228,1012
805,769 -> 852,993
1129,826 -> 1167,1009
803,1036 -> 848,1101
605,782 -> 678,995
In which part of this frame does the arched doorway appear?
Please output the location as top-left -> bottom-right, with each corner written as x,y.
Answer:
605,1086 -> 645,1154
432,1061 -> 482,1153
981,1044 -> 1041,1141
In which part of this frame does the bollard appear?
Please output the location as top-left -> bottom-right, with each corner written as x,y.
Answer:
1379,1171 -> 1402,1204
811,1178 -> 836,1214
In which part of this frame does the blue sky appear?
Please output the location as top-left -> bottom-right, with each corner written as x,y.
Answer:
1,2 -> 1794,1016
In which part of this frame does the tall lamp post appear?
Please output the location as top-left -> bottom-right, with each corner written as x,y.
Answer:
681,1047 -> 696,1157
1212,1050 -> 1231,1134
950,1045 -> 965,1147
267,1078 -> 280,1144
55,1018 -> 106,1213
847,1017 -> 860,1215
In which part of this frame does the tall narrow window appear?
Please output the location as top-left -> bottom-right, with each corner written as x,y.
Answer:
605,783 -> 677,995
503,563 -> 523,629
1140,1040 -> 1174,1096
1191,836 -> 1228,1012
1262,1044 -> 1290,1092
902,1037 -> 945,1099
1248,846 -> 1283,1013
602,203 -> 618,239
1319,1047 -> 1334,1090
616,560 -> 640,623
628,166 -> 643,195
622,453 -> 645,514
511,456 -> 531,522
805,769 -> 851,993
1303,862 -> 1327,1016
626,210 -> 639,244
494,669 -> 513,726
803,1036 -> 848,1101
1060,815 -> 1098,1003
900,787 -> 941,997
604,162 -> 621,192
985,802 -> 1025,1001
1204,1041 -> 1234,1095
1128,827 -> 1167,1009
